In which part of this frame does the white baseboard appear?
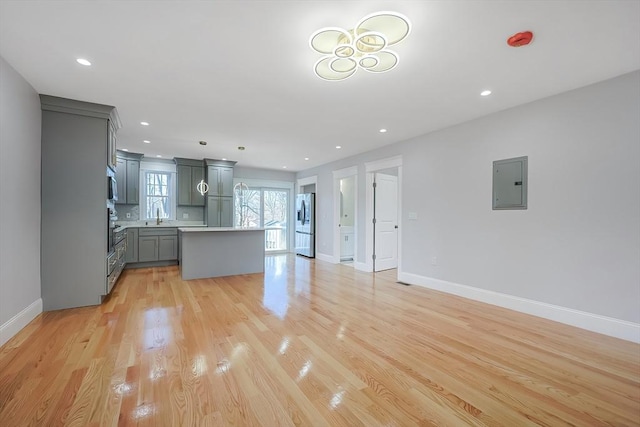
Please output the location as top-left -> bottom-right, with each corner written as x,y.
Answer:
398,272 -> 640,344
0,298 -> 43,347
354,262 -> 372,272
315,252 -> 336,263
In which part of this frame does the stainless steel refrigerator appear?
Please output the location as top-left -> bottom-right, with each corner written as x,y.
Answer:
295,193 -> 315,257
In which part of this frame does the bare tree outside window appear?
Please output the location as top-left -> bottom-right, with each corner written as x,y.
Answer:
235,188 -> 261,228
234,187 -> 288,251
145,172 -> 171,219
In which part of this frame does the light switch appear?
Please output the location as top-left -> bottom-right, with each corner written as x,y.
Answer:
182,213 -> 189,219
408,212 -> 418,220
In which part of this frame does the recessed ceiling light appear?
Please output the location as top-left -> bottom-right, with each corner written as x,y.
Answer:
379,128 -> 387,133
480,90 -> 492,96
222,158 -> 227,161
156,155 -> 162,158
140,121 -> 149,126
304,157 -> 309,161
199,140 -> 207,146
336,145 -> 342,149
282,166 -> 287,169
143,140 -> 150,144
122,148 -> 129,152
76,58 -> 91,66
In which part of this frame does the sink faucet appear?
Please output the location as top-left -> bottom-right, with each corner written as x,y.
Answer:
156,207 -> 163,225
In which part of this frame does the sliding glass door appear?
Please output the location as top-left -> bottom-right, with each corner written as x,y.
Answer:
235,187 -> 289,252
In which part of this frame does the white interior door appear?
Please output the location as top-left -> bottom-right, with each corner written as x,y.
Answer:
374,173 -> 398,271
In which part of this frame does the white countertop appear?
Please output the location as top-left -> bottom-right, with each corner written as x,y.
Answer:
179,227 -> 266,233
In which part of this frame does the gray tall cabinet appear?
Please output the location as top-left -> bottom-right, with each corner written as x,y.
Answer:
205,159 -> 236,227
40,95 -> 121,311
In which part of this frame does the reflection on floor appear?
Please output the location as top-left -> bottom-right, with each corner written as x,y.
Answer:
0,254 -> 638,426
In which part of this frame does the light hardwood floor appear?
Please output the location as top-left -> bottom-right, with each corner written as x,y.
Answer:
1,254 -> 639,426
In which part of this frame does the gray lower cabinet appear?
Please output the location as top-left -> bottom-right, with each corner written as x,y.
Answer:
138,236 -> 159,262
207,196 -> 233,227
159,236 -> 178,260
137,228 -> 178,262
125,228 -> 139,262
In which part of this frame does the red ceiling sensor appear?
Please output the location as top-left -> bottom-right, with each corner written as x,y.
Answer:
507,31 -> 533,47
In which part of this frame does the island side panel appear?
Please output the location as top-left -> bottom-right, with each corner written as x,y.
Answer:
180,230 -> 265,280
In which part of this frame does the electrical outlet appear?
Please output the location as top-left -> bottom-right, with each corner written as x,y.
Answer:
182,213 -> 189,219
126,213 -> 131,219
431,257 -> 437,266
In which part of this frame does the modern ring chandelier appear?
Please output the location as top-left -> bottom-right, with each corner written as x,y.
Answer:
309,11 -> 411,81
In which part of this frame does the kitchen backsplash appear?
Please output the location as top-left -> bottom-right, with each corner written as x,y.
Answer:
115,204 -> 204,222
116,204 -> 139,221
177,206 -> 205,222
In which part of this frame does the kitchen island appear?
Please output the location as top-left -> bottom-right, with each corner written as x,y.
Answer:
178,227 -> 265,280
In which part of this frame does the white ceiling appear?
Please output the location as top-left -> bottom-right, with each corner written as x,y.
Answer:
1,1 -> 639,172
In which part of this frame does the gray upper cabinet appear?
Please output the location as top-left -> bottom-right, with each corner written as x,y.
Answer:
116,157 -> 126,202
39,95 -> 121,311
177,165 -> 193,206
192,166 -> 205,206
116,150 -> 142,205
108,120 -> 117,171
126,159 -> 140,204
205,159 -> 236,197
175,158 -> 205,206
208,166 -> 234,196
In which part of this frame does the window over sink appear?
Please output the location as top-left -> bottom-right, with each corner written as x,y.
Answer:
144,172 -> 171,220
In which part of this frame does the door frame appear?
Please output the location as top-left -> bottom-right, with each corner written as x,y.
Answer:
364,155 -> 403,274
332,166 -> 358,264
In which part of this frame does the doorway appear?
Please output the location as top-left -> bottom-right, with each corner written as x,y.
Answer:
332,166 -> 358,265
339,176 -> 356,263
364,156 -> 402,274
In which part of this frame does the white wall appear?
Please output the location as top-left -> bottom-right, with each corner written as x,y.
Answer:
0,56 -> 42,346
234,166 -> 296,182
298,71 -> 640,331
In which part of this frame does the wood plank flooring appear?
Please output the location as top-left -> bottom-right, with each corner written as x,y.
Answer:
1,254 -> 639,426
